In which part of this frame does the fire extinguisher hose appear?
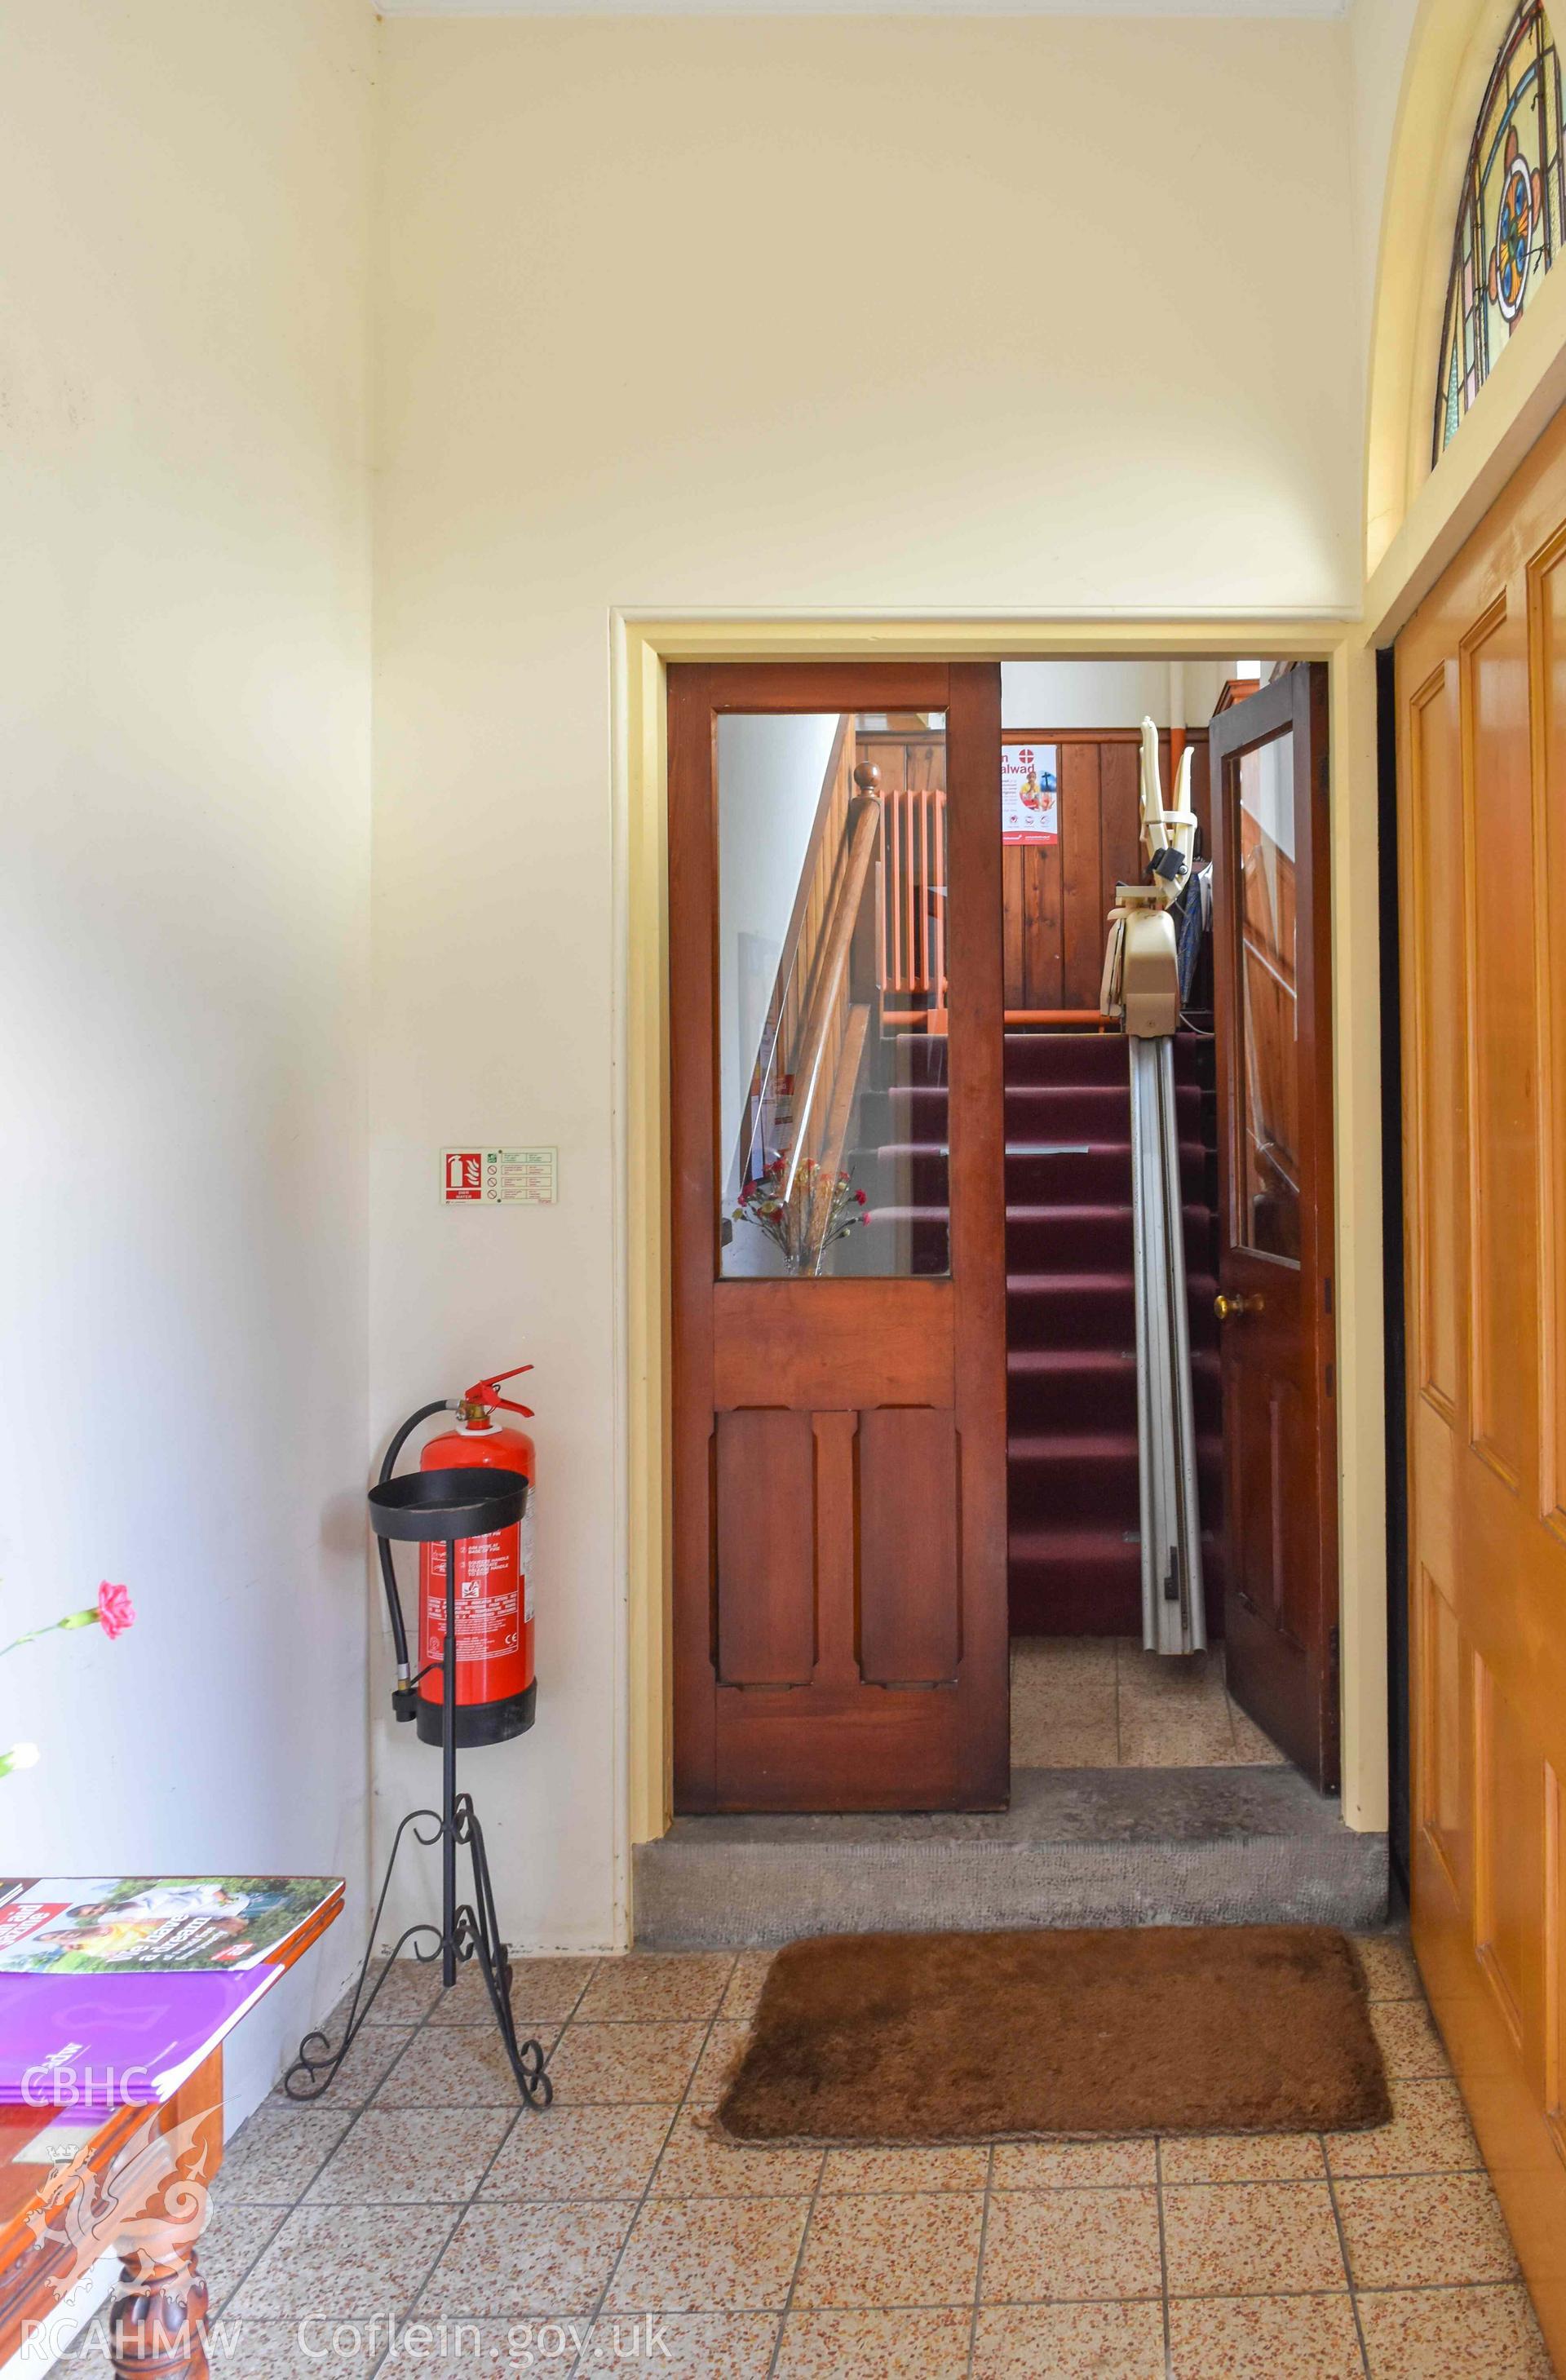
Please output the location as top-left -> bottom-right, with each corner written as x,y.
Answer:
377,1398 -> 456,1678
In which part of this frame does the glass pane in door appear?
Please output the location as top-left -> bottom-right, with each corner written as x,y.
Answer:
1232,728 -> 1301,1262
716,710 -> 951,1279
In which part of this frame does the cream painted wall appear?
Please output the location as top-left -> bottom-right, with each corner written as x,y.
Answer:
1349,0 -> 1425,347
1002,659 -> 1225,728
373,14 -> 1360,1949
0,0 -> 376,2124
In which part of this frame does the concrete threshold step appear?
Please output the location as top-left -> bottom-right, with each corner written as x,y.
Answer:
633,1767 -> 1389,1948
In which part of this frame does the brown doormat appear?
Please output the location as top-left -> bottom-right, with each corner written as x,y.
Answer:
714,1925 -> 1390,2143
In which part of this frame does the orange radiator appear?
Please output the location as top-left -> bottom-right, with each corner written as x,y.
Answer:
877,785 -> 947,1022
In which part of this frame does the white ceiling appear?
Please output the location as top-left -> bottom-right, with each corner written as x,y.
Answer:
375,0 -> 1347,17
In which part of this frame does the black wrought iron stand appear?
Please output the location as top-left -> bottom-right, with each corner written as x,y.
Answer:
284,1467 -> 551,2108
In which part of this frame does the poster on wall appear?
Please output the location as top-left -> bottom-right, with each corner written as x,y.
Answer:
1002,741 -> 1059,844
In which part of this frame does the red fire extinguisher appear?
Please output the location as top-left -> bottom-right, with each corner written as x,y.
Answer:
378,1365 -> 537,1749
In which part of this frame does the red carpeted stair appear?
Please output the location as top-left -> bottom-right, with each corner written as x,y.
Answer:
843,1027 -> 1223,1636
1005,1030 -> 1223,1635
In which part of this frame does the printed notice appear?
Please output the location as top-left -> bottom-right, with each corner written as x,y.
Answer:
1001,741 -> 1059,844
442,1148 -> 557,1205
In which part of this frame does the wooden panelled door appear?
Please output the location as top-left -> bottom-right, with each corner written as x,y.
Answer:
1397,406 -> 1566,2362
669,663 -> 1008,1812
1209,667 -> 1340,1790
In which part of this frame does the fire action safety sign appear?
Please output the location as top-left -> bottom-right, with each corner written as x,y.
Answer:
442,1148 -> 558,1205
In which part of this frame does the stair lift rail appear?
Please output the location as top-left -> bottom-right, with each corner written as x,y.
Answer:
1130,1034 -> 1206,1654
1105,719 -> 1206,1656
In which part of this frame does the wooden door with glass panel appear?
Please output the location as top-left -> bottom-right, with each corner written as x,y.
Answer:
1209,666 -> 1339,1790
1397,405 -> 1566,2366
668,663 -> 1007,1812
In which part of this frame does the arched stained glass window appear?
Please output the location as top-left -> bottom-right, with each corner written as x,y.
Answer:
1435,0 -> 1566,461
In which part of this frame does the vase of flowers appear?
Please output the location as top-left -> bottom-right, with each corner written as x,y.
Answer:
732,1153 -> 869,1276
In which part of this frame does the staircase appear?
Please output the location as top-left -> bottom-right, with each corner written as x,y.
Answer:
838,1029 -> 952,1277
846,1026 -> 1223,1638
1004,1029 -> 1223,1637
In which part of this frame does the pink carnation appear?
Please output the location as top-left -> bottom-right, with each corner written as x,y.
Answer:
95,1581 -> 135,1640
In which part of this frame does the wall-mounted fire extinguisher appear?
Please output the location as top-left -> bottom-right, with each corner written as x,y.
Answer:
377,1365 -> 537,1748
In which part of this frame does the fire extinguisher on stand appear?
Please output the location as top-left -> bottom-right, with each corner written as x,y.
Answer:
284,1359 -> 551,2111
379,1365 -> 538,1746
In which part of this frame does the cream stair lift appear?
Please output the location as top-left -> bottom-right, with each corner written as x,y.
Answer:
1099,719 -> 1205,1656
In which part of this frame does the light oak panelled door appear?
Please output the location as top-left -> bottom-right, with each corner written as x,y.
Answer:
668,663 -> 1008,1813
1398,405 -> 1566,2365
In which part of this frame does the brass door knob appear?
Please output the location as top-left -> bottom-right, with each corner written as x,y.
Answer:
1214,1291 -> 1262,1323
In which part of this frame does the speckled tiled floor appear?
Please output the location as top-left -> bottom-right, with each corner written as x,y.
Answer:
1011,1635 -> 1287,1769
61,1936 -> 1553,2378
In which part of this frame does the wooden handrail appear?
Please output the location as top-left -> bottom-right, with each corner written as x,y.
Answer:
781,776 -> 882,1200
819,1002 -> 872,1183
729,719 -> 853,1201
768,714 -> 852,1042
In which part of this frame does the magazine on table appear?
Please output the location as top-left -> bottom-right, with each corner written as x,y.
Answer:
0,1968 -> 278,2108
0,1875 -> 340,1974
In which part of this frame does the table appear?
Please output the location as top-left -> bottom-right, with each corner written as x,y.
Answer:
0,1882 -> 341,2377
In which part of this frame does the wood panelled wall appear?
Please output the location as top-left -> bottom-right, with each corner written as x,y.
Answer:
858,723 -> 945,796
858,726 -> 1210,1015
1006,730 -> 1212,1015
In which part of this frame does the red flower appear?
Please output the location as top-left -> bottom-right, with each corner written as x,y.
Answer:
95,1582 -> 135,1640
854,1190 -> 867,1205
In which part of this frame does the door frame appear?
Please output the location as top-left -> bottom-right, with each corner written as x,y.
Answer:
609,613 -> 1387,1927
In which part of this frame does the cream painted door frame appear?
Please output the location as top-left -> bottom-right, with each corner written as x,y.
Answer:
609,613 -> 1388,1904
